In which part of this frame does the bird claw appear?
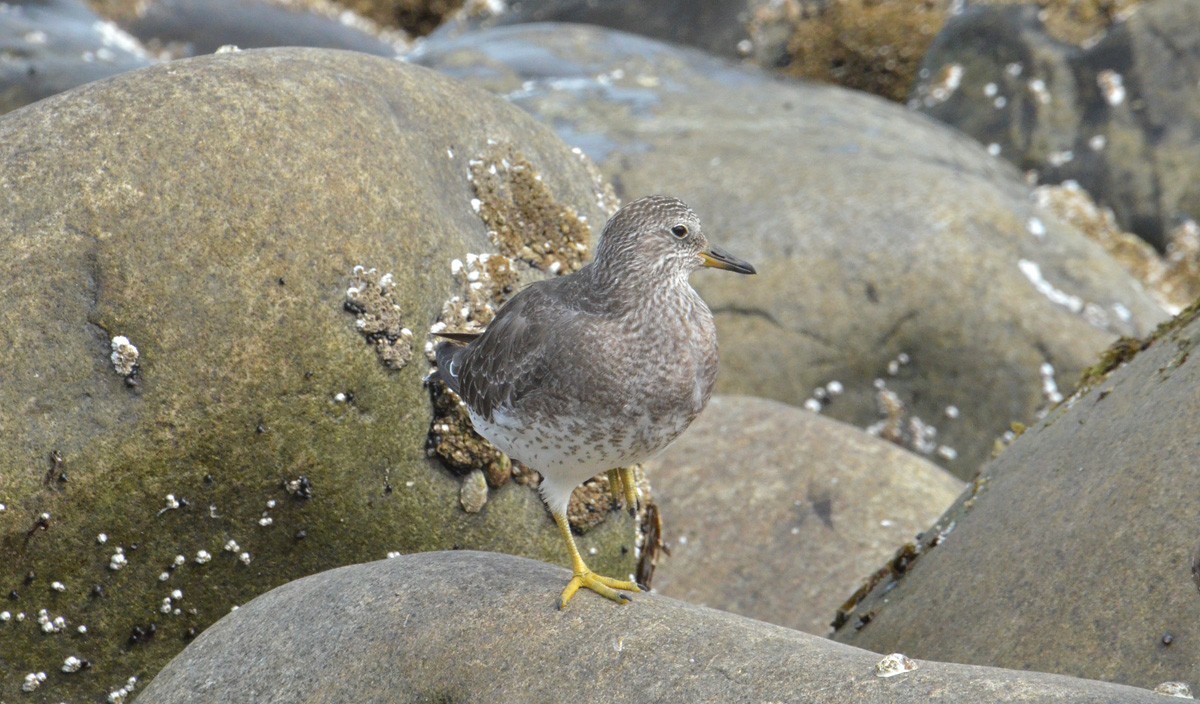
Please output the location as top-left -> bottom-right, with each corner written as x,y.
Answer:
558,569 -> 641,609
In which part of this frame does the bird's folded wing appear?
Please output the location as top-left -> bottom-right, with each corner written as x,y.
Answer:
458,285 -> 580,421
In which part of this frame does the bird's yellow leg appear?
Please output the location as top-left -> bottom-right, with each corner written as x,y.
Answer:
605,468 -> 624,502
604,467 -> 639,512
554,510 -> 641,609
618,466 -> 639,511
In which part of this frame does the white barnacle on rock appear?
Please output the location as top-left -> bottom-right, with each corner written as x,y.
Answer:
51,580 -> 66,592
875,653 -> 918,677
239,551 -> 252,565
1154,681 -> 1194,698
109,335 -> 139,376
194,549 -> 212,564
926,63 -> 963,105
987,143 -> 1002,156
1028,78 -> 1050,104
1097,70 -> 1125,106
224,539 -> 240,553
22,672 -> 47,692
944,405 -> 959,419
825,380 -> 844,395
387,551 -> 402,558
63,655 -> 84,673
108,550 -> 127,571
1027,217 -> 1047,238
258,516 -> 274,527
77,624 -> 88,634
96,532 -> 108,544
802,398 -> 822,413
0,610 -> 9,621
1089,134 -> 1107,151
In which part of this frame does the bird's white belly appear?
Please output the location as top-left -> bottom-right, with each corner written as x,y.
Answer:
469,406 -> 684,489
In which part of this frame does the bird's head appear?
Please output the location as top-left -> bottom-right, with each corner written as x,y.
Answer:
592,195 -> 756,282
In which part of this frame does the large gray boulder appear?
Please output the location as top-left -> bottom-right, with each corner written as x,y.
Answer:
411,23 -> 1168,477
646,395 -> 963,634
832,303 -> 1200,689
137,551 -> 1175,703
0,47 -> 631,703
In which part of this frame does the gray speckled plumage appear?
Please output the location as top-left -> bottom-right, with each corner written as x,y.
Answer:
436,195 -> 754,516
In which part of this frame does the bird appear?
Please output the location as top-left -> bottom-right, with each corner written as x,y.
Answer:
435,195 -> 755,608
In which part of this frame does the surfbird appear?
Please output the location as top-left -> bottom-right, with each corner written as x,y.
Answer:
436,195 -> 755,608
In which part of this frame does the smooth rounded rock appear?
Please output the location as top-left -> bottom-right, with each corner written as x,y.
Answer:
832,304 -> 1200,688
0,47 -> 627,702
137,551 -> 1173,703
646,395 -> 963,634
412,23 -> 1168,477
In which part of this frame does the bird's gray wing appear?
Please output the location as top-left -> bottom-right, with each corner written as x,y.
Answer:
440,283 -> 579,422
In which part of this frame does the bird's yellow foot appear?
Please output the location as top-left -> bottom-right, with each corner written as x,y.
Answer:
559,569 -> 641,609
552,508 -> 642,608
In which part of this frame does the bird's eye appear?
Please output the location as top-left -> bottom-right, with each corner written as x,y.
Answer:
671,224 -> 689,238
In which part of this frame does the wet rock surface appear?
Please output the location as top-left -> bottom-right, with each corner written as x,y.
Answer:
137,551 -> 1173,703
433,0 -> 757,63
0,47 -> 632,702
0,0 -> 153,115
108,0 -> 407,59
913,0 -> 1200,250
412,23 -> 1168,477
645,396 -> 962,635
832,303 -> 1200,688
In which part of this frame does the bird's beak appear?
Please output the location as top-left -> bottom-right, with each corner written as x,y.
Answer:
699,245 -> 756,275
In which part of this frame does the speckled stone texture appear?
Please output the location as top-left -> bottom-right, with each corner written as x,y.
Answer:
832,305 -> 1200,688
0,47 -> 630,702
412,23 -> 1169,478
138,551 -> 1171,703
646,395 -> 963,634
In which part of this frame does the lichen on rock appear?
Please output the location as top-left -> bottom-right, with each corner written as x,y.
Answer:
344,265 -> 415,370
468,140 -> 593,275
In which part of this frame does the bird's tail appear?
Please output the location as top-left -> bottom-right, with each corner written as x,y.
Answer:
434,341 -> 467,396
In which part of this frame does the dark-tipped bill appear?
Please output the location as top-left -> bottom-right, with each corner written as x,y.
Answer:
699,245 -> 756,275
